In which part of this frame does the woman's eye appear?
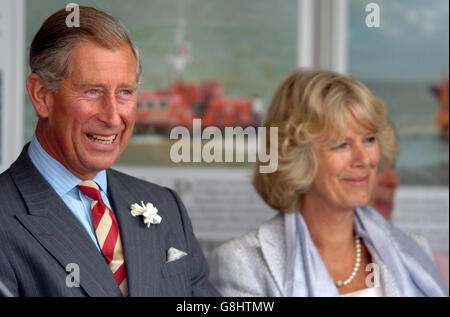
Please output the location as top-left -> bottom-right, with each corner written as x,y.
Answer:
333,142 -> 348,150
365,136 -> 377,143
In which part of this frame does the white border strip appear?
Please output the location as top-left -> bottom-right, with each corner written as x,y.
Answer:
0,0 -> 25,172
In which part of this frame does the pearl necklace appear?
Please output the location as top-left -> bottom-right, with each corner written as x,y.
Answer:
335,236 -> 361,288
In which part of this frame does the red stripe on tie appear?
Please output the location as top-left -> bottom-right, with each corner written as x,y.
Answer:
77,185 -> 102,202
114,263 -> 127,286
91,203 -> 104,229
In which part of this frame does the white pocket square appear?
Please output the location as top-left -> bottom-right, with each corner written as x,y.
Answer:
166,247 -> 188,263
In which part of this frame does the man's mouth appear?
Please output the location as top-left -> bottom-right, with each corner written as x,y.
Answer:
87,134 -> 117,145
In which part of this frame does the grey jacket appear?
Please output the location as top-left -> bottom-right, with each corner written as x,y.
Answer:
0,145 -> 219,297
208,213 -> 433,297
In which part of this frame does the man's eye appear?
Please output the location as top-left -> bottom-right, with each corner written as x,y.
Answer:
121,90 -> 133,95
87,89 -> 98,95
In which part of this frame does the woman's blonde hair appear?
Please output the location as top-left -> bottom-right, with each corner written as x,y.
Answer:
253,69 -> 396,212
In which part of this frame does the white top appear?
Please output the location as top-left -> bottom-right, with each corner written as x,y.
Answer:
341,286 -> 385,297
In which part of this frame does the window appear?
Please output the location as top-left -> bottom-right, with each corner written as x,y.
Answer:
349,0 -> 449,185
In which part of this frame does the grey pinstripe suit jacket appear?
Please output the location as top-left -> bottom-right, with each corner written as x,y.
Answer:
0,145 -> 220,297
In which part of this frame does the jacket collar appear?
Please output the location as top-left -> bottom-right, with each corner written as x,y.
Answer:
257,213 -> 286,296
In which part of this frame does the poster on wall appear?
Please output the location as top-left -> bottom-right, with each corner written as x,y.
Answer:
24,0 -> 448,254
25,0 -> 297,168
25,0 -> 298,252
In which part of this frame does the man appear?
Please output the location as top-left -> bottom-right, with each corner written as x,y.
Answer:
368,166 -> 400,220
0,6 -> 220,297
368,127 -> 449,292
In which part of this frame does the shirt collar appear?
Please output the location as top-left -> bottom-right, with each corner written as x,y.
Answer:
27,134 -> 108,197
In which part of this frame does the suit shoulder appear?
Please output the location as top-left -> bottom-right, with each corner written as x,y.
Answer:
210,229 -> 261,262
212,213 -> 282,258
0,169 -> 19,210
0,166 -> 13,184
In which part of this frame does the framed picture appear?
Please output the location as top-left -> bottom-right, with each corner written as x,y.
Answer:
23,0 -> 449,254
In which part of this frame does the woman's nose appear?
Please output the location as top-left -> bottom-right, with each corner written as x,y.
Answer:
353,144 -> 371,167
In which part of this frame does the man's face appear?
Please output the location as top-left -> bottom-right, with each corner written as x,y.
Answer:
40,42 -> 137,179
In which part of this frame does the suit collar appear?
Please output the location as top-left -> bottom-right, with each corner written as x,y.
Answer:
10,145 -> 122,296
257,213 -> 286,296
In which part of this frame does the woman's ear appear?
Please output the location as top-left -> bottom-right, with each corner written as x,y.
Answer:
26,73 -> 54,118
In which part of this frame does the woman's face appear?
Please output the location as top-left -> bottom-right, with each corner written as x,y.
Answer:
303,125 -> 380,213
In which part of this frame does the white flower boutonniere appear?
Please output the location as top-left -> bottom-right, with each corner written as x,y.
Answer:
130,201 -> 162,228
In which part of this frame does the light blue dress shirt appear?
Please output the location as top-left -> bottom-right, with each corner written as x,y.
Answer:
27,134 -> 115,252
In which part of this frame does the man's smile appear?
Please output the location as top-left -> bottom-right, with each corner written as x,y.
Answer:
86,133 -> 118,145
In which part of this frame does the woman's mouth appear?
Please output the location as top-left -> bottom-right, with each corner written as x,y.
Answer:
343,175 -> 369,183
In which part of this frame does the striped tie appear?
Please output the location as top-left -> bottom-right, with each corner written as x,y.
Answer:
77,180 -> 128,296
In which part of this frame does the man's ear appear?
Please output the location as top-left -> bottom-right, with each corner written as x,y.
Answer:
26,73 -> 55,118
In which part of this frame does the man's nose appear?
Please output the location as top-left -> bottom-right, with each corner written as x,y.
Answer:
99,94 -> 121,127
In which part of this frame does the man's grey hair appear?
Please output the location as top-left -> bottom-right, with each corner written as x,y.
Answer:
30,6 -> 142,92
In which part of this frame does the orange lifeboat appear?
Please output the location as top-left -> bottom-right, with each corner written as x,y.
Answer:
432,79 -> 449,140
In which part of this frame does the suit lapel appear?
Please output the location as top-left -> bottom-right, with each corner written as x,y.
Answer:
107,170 -> 163,297
10,147 -> 122,297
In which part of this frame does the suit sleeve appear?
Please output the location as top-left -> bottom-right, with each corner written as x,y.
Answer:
166,188 -> 221,297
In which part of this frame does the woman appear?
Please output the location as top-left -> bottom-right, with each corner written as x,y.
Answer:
208,69 -> 447,297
